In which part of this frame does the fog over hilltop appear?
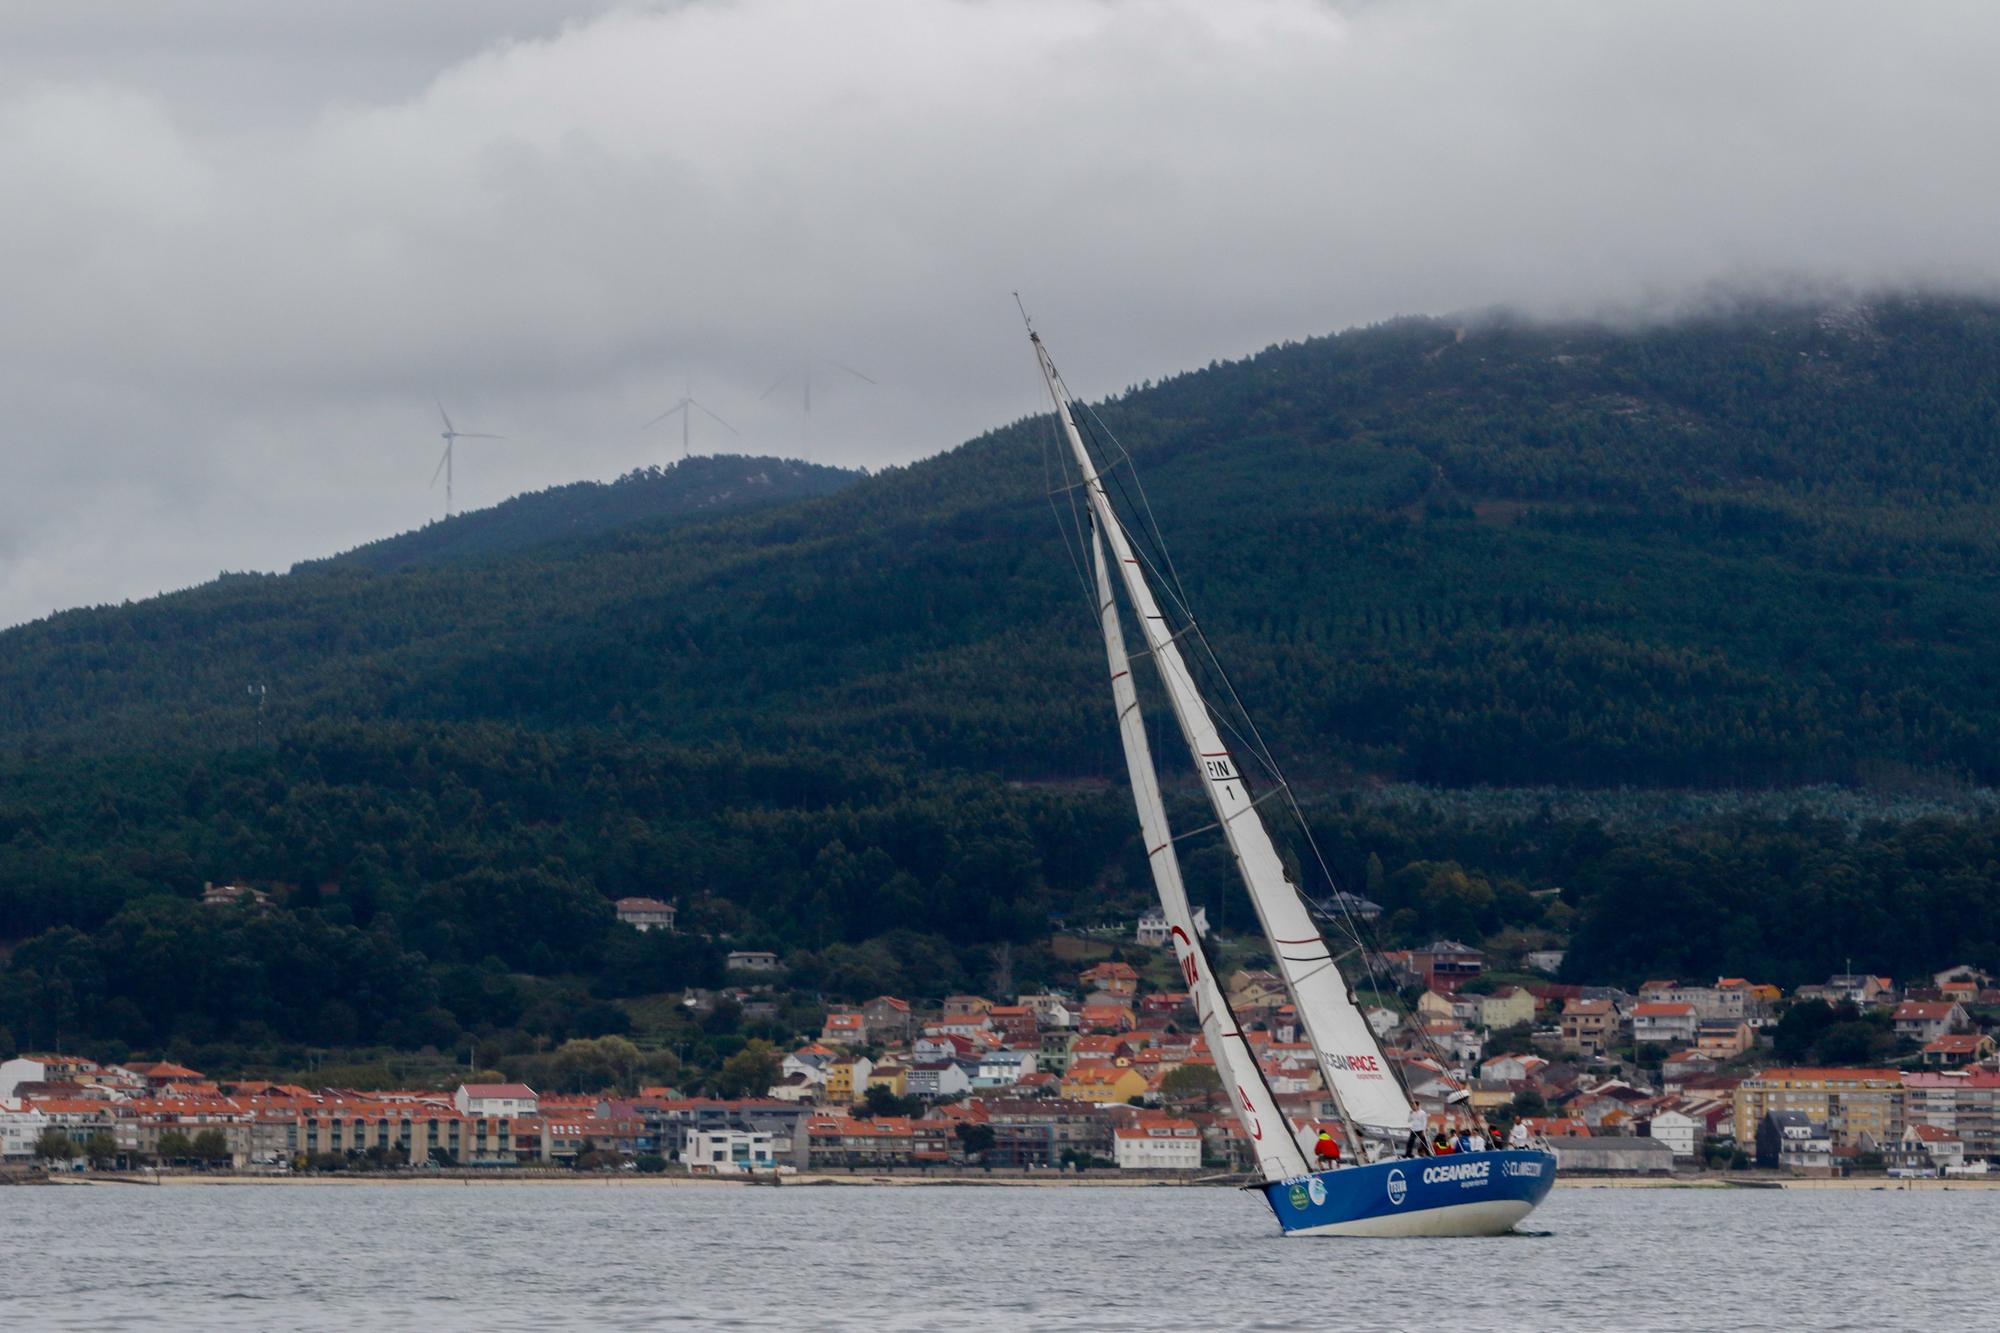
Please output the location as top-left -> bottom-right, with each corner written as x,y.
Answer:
3,0 -> 1995,626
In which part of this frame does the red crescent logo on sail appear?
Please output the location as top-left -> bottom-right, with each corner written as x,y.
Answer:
1170,926 -> 1199,985
1237,1085 -> 1263,1140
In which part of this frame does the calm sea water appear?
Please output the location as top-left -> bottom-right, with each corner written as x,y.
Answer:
1,1182 -> 1989,1331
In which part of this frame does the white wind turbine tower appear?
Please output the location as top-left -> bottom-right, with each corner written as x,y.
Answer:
430,400 -> 504,518
641,379 -> 738,459
760,355 -> 876,450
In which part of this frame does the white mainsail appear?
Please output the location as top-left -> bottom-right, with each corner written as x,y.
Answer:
1087,525 -> 1314,1181
1034,332 -> 1412,1137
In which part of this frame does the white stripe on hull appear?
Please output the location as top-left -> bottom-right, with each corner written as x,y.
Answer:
1284,1198 -> 1534,1239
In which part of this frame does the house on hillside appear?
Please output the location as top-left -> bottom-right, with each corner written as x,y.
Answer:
1921,1034 -> 1996,1067
1561,999 -> 1618,1059
819,1011 -> 867,1046
862,996 -> 913,1044
1893,1001 -> 1970,1044
202,881 -> 271,910
614,897 -> 677,932
1080,962 -> 1139,999
1633,1003 -> 1697,1048
726,951 -> 780,972
1480,986 -> 1535,1031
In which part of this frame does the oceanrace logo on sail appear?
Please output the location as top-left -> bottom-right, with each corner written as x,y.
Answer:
1422,1160 -> 1491,1187
1321,1052 -> 1386,1078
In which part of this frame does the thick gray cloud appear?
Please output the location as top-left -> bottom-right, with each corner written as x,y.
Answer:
2,0 -> 1995,626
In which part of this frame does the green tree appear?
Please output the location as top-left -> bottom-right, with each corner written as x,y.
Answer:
955,1122 -> 996,1160
156,1130 -> 194,1162
33,1128 -> 77,1166
190,1129 -> 231,1164
1159,1064 -> 1222,1107
83,1131 -> 118,1169
713,1039 -> 780,1098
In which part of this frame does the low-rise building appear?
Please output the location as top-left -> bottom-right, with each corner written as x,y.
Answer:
725,951 -> 781,972
1892,1001 -> 1970,1045
1479,986 -> 1536,1032
1113,1118 -> 1201,1170
1695,1021 -> 1753,1060
613,897 -> 676,932
1543,1135 -> 1675,1174
683,1127 -> 776,1173
455,1083 -> 538,1119
1921,1034 -> 1997,1068
1887,1123 -> 1964,1174
1561,999 -> 1618,1059
1633,1002 -> 1697,1048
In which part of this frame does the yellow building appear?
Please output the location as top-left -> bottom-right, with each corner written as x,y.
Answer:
1732,1068 -> 1903,1150
866,1062 -> 908,1097
1061,1064 -> 1150,1104
824,1057 -> 874,1106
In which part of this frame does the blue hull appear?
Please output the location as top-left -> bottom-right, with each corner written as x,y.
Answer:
1260,1150 -> 1557,1237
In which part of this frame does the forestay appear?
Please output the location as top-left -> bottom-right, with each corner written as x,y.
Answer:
1033,333 -> 1411,1137
1087,526 -> 1313,1181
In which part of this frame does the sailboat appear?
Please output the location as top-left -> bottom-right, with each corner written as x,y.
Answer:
1029,326 -> 1556,1236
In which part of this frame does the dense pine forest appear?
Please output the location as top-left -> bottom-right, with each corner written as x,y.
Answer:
5,294 -> 2000,1078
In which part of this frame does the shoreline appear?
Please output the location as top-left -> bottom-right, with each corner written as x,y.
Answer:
38,1170 -> 2000,1191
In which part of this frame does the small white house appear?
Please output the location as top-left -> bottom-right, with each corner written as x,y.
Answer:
973,1050 -> 1039,1088
455,1083 -> 539,1119
1136,907 -> 1210,947
726,951 -> 781,972
614,897 -> 677,932
1114,1120 -> 1202,1170
1648,1109 -> 1702,1159
904,1062 -> 973,1100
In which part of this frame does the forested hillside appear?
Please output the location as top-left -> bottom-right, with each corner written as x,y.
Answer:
5,293 -> 2000,1077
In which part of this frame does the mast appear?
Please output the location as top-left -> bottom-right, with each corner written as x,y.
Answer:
1087,524 -> 1313,1181
1031,331 -> 1411,1138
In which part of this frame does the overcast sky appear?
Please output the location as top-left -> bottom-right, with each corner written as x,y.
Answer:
2,0 -> 1995,627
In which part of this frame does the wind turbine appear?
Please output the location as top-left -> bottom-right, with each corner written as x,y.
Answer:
760,355 -> 876,450
641,379 -> 738,459
431,400 -> 504,518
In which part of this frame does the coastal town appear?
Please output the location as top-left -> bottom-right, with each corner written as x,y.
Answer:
5,903 -> 1996,1184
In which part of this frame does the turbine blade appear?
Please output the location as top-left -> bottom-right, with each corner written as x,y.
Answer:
457,432 -> 505,440
640,403 -> 689,430
759,370 -> 794,400
823,358 -> 877,385
692,401 -> 739,434
430,446 -> 450,487
436,398 -> 454,433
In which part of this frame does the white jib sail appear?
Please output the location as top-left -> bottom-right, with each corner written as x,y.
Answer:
1034,333 -> 1411,1136
1088,526 -> 1314,1181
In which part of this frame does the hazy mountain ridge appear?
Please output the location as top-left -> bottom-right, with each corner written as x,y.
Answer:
5,294 -> 2000,789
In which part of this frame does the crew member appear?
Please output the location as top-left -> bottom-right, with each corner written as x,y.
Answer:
1405,1103 -> 1430,1158
1313,1129 -> 1342,1168
1508,1119 -> 1532,1151
1432,1132 -> 1455,1155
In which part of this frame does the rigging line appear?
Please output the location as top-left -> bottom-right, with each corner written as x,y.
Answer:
1076,393 -> 1196,611
1040,400 -> 1096,614
1062,375 -> 1440,1092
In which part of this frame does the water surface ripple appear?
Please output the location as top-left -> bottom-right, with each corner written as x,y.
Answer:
1,1182 -> 1987,1330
